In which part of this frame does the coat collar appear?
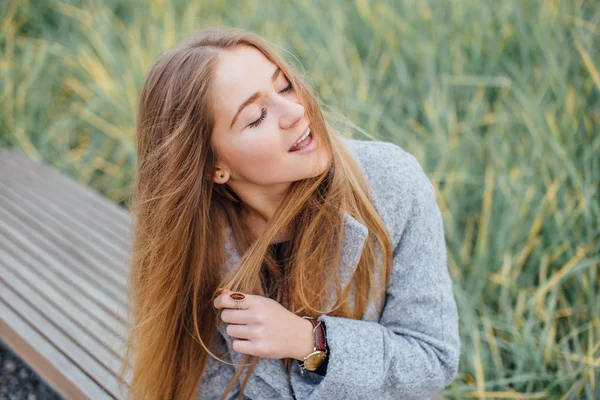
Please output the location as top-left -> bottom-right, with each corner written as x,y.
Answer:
216,210 -> 369,399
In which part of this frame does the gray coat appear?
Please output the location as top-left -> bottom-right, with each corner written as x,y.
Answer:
199,138 -> 461,400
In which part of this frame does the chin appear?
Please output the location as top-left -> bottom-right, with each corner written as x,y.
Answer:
287,151 -> 331,182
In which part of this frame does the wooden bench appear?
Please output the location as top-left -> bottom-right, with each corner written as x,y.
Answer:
0,147 -> 132,399
0,147 -> 449,400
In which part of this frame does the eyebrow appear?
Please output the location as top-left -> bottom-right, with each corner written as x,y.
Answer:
229,67 -> 281,129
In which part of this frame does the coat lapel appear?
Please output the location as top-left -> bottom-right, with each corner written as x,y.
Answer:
216,211 -> 369,399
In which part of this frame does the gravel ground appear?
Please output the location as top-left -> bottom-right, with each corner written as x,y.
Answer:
0,340 -> 62,400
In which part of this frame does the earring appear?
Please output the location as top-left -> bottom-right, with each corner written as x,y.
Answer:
219,173 -> 225,179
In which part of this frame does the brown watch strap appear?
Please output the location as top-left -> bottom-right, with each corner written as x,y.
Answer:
307,318 -> 326,352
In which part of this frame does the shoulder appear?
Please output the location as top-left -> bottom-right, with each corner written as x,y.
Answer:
340,137 -> 438,244
341,137 -> 425,180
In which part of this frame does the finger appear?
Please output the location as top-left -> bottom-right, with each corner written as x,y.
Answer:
213,290 -> 237,309
211,288 -> 229,306
221,309 -> 254,325
214,291 -> 248,309
226,323 -> 253,340
232,339 -> 255,356
214,291 -> 252,310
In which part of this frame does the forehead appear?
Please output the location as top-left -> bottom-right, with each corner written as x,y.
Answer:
212,45 -> 276,109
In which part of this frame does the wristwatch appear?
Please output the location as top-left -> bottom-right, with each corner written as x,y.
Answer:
298,316 -> 328,376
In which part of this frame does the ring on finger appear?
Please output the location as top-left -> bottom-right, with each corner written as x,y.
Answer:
229,292 -> 246,310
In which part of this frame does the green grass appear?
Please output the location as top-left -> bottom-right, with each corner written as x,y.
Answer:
1,0 -> 598,398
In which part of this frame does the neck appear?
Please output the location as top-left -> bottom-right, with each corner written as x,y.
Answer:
227,179 -> 292,222
227,179 -> 291,241
242,207 -> 294,244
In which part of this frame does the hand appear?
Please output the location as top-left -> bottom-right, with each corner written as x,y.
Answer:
213,289 -> 314,361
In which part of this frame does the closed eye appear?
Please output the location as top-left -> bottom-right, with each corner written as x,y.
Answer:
280,82 -> 293,94
249,108 -> 267,128
248,82 -> 294,128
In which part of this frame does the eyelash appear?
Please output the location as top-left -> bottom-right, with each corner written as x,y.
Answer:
248,82 -> 294,128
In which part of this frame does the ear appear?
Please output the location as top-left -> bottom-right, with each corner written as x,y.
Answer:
213,170 -> 229,184
205,167 -> 227,183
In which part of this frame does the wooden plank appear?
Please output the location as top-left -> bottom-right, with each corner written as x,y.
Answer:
0,154 -> 132,262
0,233 -> 128,341
1,249 -> 132,377
0,205 -> 129,324
0,185 -> 128,293
1,273 -> 132,387
0,149 -> 131,235
0,170 -> 130,279
0,217 -> 129,336
0,285 -> 125,399
1,279 -> 128,398
0,147 -> 133,399
0,303 -> 111,400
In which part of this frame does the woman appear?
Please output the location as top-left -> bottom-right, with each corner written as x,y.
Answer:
120,26 -> 460,400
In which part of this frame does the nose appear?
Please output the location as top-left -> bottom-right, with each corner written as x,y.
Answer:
278,97 -> 305,130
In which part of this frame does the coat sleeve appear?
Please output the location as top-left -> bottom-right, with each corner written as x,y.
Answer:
289,154 -> 461,400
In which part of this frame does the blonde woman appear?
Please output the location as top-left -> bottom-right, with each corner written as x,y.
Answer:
121,26 -> 460,400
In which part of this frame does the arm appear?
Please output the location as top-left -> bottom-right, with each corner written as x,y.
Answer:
289,155 -> 461,399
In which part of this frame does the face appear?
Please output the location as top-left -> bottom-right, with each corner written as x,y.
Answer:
210,45 -> 330,195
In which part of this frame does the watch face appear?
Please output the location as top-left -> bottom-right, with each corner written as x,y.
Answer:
305,351 -> 327,371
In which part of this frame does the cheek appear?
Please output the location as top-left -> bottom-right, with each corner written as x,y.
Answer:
232,134 -> 285,174
245,134 -> 275,153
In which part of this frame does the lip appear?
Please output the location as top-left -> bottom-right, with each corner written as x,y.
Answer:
288,130 -> 317,155
289,125 -> 311,151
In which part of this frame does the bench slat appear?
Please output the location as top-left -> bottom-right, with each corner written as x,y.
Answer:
0,150 -> 131,235
0,168 -> 130,280
0,205 -> 129,325
1,267 -> 132,386
0,246 -> 131,374
0,229 -> 127,341
0,186 -> 128,295
1,281 -> 127,399
0,148 -> 138,399
0,225 -> 128,344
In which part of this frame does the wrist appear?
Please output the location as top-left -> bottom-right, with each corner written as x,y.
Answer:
293,316 -> 315,361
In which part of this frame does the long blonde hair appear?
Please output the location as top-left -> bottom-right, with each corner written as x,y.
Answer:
119,26 -> 393,400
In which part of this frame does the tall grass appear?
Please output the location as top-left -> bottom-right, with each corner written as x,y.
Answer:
1,0 -> 598,398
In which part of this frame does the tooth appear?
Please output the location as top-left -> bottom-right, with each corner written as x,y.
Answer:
296,128 -> 310,145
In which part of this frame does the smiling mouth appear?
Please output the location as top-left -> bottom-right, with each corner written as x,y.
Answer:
289,127 -> 312,152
